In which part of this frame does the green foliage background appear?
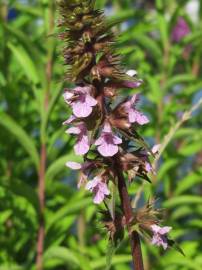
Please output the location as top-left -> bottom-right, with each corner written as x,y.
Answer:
0,0 -> 202,269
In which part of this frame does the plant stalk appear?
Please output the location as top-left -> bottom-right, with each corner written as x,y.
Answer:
36,144 -> 46,270
116,161 -> 144,270
36,2 -> 55,269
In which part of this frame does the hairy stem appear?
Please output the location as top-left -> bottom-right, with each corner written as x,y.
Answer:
116,160 -> 144,270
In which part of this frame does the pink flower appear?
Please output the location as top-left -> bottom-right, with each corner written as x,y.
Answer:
123,94 -> 149,125
63,115 -> 76,125
144,144 -> 161,173
172,17 -> 190,43
145,162 -> 152,173
123,70 -> 143,88
63,86 -> 97,118
151,224 -> 172,250
123,80 -> 143,88
66,123 -> 90,155
85,176 -> 110,204
66,161 -> 93,188
151,144 -> 161,154
66,161 -> 82,170
95,123 -> 122,157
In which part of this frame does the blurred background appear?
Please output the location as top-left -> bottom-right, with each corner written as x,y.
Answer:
0,0 -> 202,269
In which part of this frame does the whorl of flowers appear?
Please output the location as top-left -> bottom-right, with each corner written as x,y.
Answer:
57,0 -> 174,251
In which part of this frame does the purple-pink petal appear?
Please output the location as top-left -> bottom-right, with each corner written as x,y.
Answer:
94,136 -> 104,146
85,95 -> 97,106
123,80 -> 142,88
130,94 -> 140,105
64,86 -> 97,118
75,86 -> 91,94
77,174 -> 87,189
172,17 -> 190,42
85,177 -> 110,204
95,123 -> 122,157
152,144 -> 161,154
63,115 -> 76,125
97,142 -> 119,157
145,162 -> 152,172
135,111 -> 149,125
161,241 -> 168,250
128,109 -> 138,123
123,95 -> 149,126
86,178 -> 99,190
72,101 -> 93,118
66,161 -> 82,170
103,122 -> 112,133
151,235 -> 168,250
151,224 -> 172,250
113,135 -> 122,145
63,91 -> 74,102
66,126 -> 81,134
93,190 -> 105,204
159,226 -> 172,235
151,224 -> 161,233
128,109 -> 149,125
74,135 -> 90,155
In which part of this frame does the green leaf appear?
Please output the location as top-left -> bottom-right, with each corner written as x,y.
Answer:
167,239 -> 185,256
157,13 -> 169,48
46,196 -> 91,232
10,179 -> 39,211
134,34 -> 162,61
40,83 -> 64,143
0,265 -> 23,270
157,159 -> 178,180
91,255 -> 131,269
107,9 -> 139,27
164,196 -> 202,208
105,241 -> 116,270
179,141 -> 202,156
7,42 -> 39,84
45,152 -> 81,181
162,74 -> 196,91
75,253 -> 93,270
0,210 -> 12,224
0,71 -> 6,86
0,112 -> 39,169
175,171 -> 202,195
13,3 -> 43,17
146,75 -> 162,103
43,246 -> 80,267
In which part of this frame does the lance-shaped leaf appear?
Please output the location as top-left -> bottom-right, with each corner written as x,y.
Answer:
0,112 -> 39,170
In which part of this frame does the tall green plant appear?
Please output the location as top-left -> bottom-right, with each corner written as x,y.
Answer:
56,1 -> 189,269
0,0 -> 202,270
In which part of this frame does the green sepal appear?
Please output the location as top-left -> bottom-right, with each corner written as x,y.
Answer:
167,239 -> 185,256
